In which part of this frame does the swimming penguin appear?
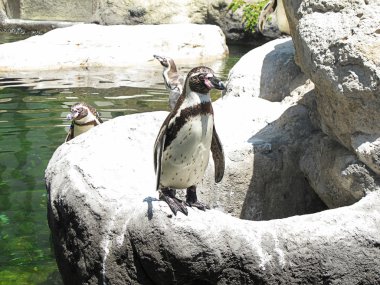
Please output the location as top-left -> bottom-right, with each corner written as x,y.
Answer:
65,102 -> 103,142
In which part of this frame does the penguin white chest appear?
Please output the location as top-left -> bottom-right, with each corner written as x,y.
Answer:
74,124 -> 94,137
160,114 -> 214,189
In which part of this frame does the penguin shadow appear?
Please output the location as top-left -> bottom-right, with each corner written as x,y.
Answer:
143,196 -> 160,220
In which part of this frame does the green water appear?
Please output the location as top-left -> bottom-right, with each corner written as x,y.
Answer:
0,31 -> 251,284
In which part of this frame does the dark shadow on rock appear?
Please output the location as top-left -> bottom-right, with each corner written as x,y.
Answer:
241,64 -> 328,220
143,196 -> 159,220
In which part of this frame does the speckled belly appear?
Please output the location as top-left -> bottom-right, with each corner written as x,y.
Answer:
160,114 -> 213,189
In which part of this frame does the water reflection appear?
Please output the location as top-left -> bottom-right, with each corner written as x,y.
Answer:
0,86 -> 63,284
0,31 -> 250,284
0,58 -> 226,89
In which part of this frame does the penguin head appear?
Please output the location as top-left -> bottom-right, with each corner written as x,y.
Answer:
66,103 -> 91,121
153,54 -> 178,71
187,66 -> 225,94
153,54 -> 170,68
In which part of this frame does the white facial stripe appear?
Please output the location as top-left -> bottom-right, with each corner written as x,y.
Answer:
190,72 -> 202,77
190,71 -> 214,77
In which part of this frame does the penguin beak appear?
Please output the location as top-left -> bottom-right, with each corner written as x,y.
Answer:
209,76 -> 225,90
153,54 -> 169,68
66,110 -> 79,120
153,54 -> 165,65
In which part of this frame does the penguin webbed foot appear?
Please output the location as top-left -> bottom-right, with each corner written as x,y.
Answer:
159,188 -> 188,216
186,186 -> 210,211
186,200 -> 210,211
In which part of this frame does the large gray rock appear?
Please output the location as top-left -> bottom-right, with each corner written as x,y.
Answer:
0,23 -> 228,72
223,37 -> 379,216
283,0 -> 380,176
300,131 -> 380,209
46,108 -> 380,285
129,192 -> 380,285
224,38 -> 308,102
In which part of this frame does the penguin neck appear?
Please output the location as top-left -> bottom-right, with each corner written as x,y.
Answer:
167,60 -> 178,74
181,80 -> 211,107
163,64 -> 179,88
188,90 -> 210,104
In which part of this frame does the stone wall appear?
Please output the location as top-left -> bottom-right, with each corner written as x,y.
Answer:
17,0 -> 95,21
0,0 -> 259,43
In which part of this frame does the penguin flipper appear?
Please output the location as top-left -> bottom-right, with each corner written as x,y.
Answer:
65,123 -> 74,142
211,126 -> 225,183
154,123 -> 167,191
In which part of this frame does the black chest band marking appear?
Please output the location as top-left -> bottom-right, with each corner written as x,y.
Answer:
164,102 -> 213,150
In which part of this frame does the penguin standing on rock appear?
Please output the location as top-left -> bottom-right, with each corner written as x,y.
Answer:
65,102 -> 103,142
153,54 -> 184,110
154,66 -> 225,216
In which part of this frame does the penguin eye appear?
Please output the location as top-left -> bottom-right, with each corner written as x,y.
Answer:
198,74 -> 205,80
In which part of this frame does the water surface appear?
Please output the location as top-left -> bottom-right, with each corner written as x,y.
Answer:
0,31 -> 251,284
